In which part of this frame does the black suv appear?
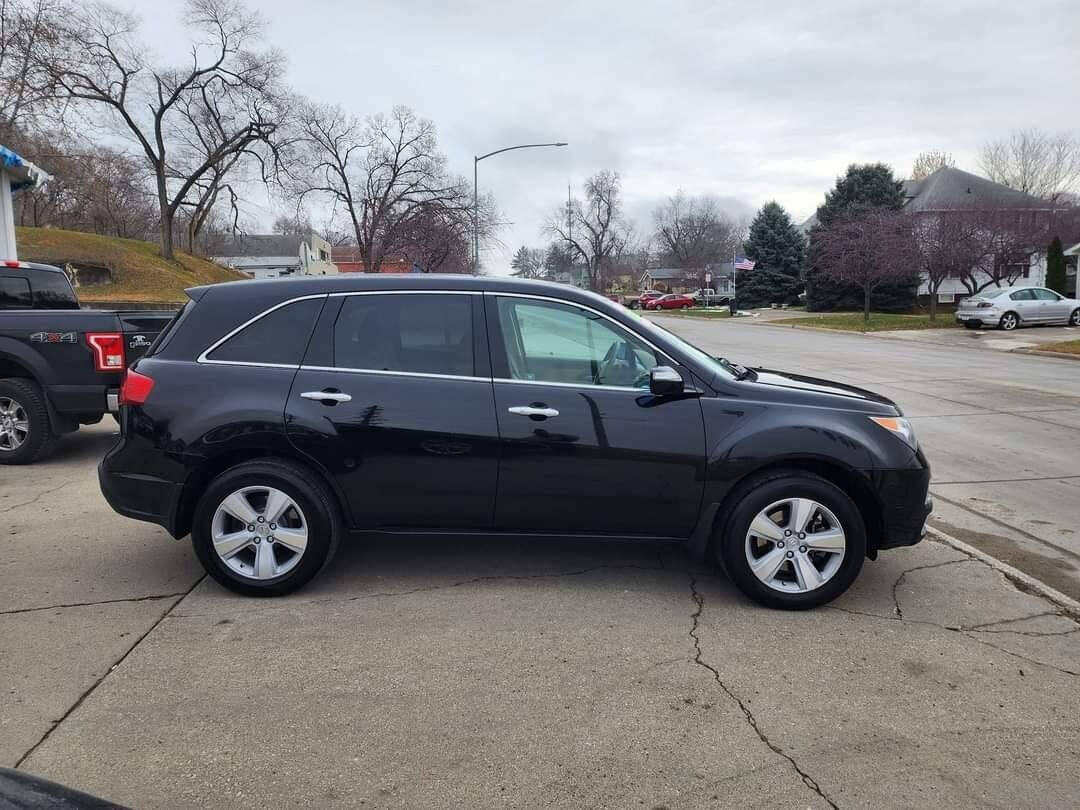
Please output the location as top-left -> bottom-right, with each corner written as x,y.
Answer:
99,275 -> 931,609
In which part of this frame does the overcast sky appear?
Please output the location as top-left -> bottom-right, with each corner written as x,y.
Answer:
122,0 -> 1079,273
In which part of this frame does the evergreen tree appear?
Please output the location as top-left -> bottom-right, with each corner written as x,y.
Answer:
806,163 -> 917,312
736,267 -> 801,308
743,202 -> 805,278
1045,236 -> 1066,295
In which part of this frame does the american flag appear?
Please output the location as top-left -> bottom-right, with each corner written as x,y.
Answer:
734,256 -> 756,271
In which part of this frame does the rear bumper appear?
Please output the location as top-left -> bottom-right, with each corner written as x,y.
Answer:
98,456 -> 184,537
955,312 -> 998,327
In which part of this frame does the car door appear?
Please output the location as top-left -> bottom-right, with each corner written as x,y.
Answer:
486,293 -> 706,537
285,291 -> 500,530
1008,288 -> 1038,322
1032,288 -> 1070,322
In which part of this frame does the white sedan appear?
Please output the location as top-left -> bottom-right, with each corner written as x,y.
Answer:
955,287 -> 1080,330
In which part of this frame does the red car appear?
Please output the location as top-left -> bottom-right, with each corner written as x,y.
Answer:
645,293 -> 695,310
630,290 -> 664,309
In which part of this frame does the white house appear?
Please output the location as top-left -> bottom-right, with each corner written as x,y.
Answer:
0,146 -> 51,261
210,233 -> 338,279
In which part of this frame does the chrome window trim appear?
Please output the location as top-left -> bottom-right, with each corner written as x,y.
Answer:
328,289 -> 479,298
197,293 -> 329,366
484,290 -> 676,364
300,365 -> 488,383
493,377 -> 647,394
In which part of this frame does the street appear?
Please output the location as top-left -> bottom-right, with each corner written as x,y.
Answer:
2,316 -> 1079,808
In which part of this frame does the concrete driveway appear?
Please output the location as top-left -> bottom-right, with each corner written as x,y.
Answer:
4,406 -> 1080,806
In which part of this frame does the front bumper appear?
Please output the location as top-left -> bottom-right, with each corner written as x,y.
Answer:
874,452 -> 933,550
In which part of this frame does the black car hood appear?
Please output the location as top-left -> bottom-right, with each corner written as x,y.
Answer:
749,368 -> 899,410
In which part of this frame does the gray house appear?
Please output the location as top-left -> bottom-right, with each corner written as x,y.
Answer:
210,233 -> 337,280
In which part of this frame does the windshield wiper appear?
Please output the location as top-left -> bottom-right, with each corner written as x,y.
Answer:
718,357 -> 757,381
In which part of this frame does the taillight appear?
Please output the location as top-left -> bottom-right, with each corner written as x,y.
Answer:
119,369 -> 155,405
86,332 -> 126,372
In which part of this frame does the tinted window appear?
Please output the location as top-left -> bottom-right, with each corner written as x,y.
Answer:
206,297 -> 324,365
496,297 -> 658,388
1010,289 -> 1035,301
30,271 -> 79,309
334,294 -> 474,376
1032,288 -> 1061,301
0,276 -> 32,308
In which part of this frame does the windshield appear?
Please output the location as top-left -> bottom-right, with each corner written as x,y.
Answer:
626,309 -> 737,378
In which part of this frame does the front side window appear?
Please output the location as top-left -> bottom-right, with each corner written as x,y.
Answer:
496,297 -> 658,388
205,297 -> 324,365
1032,288 -> 1062,301
334,293 -> 474,377
0,276 -> 32,308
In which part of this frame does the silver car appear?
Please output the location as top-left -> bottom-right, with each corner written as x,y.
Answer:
955,286 -> 1080,330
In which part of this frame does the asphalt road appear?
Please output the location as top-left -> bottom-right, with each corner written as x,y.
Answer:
653,314 -> 1080,602
3,330 -> 1080,808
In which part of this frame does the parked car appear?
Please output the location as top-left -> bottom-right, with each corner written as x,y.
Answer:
100,276 -> 931,610
691,288 -> 731,307
645,293 -> 695,310
629,290 -> 663,309
955,286 -> 1080,330
0,261 -> 173,464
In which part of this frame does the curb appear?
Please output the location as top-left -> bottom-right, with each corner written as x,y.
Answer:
1010,347 -> 1080,362
927,527 -> 1080,618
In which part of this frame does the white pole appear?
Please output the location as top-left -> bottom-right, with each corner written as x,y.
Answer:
0,171 -> 16,261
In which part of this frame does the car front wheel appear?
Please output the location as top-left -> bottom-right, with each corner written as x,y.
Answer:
192,459 -> 341,596
716,470 -> 866,609
999,312 -> 1019,330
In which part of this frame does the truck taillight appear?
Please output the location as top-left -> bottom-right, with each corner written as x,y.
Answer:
119,369 -> 155,406
86,333 -> 126,372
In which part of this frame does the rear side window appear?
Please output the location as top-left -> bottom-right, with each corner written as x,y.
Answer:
1010,289 -> 1034,301
30,271 -> 79,309
0,276 -> 32,308
205,297 -> 324,366
334,294 -> 474,376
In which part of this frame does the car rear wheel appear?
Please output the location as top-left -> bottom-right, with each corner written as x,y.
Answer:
192,459 -> 341,596
0,378 -> 57,465
629,300 -> 640,309
716,470 -> 866,609
999,311 -> 1019,330
1070,308 -> 1080,327
682,303 -> 692,310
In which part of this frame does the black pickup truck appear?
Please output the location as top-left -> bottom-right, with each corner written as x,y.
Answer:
0,260 -> 175,464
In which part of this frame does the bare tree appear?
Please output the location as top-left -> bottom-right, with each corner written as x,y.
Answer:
510,245 -> 545,279
979,128 -> 1080,203
546,170 -> 631,291
0,0 -> 66,138
294,103 -> 490,273
652,191 -> 741,267
396,202 -> 475,274
912,211 -> 986,319
38,0 -> 286,259
814,209 -> 920,321
910,150 -> 955,180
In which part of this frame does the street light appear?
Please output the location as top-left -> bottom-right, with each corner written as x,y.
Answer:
474,142 -> 568,269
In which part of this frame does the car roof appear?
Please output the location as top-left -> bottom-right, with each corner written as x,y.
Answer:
0,260 -> 67,274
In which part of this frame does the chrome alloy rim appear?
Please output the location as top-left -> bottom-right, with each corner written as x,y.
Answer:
211,486 -> 308,580
744,498 -> 847,593
1001,313 -> 1018,330
0,397 -> 29,452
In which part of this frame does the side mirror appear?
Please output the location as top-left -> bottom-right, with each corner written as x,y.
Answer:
649,365 -> 684,396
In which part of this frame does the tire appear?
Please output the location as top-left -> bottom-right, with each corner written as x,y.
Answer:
999,311 -> 1019,331
1069,308 -> 1080,327
682,303 -> 692,310
191,459 -> 341,596
629,301 -> 640,310
715,470 -> 866,610
0,378 -> 58,465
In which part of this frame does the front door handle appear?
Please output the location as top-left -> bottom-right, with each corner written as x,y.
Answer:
508,405 -> 559,419
301,390 -> 352,404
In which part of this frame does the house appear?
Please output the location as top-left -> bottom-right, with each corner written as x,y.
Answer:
639,267 -> 696,292
1064,242 -> 1080,297
554,267 -> 590,288
1,145 -> 51,260
903,167 -> 1055,300
209,233 -> 338,279
703,263 -> 737,295
330,246 -> 417,274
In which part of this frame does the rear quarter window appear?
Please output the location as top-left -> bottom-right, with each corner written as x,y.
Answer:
0,276 -> 32,308
204,297 -> 325,366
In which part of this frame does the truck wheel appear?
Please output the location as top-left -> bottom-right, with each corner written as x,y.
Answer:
716,469 -> 866,609
191,459 -> 341,596
0,378 -> 58,465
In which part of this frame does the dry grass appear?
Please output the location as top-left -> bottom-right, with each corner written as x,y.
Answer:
783,312 -> 961,332
1033,339 -> 1080,356
16,227 -> 246,303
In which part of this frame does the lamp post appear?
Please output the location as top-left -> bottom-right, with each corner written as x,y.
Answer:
473,142 -> 567,270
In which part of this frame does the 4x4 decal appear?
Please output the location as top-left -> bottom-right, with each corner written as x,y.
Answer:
29,331 -> 77,344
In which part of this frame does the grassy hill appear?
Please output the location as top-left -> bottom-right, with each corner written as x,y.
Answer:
15,227 -> 246,303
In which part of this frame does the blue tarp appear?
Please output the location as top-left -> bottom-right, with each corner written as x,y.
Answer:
0,145 -> 50,191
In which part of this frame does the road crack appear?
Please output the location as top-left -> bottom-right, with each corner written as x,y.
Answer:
0,592 -> 189,617
688,576 -> 839,809
0,479 -> 75,514
892,559 -> 973,619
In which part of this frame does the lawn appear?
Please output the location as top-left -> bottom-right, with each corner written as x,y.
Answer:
1032,339 -> 1080,356
16,226 -> 246,303
782,312 -> 961,332
651,308 -> 731,319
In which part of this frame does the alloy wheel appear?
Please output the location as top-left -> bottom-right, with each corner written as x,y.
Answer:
1071,309 -> 1080,327
1001,313 -> 1018,330
211,486 -> 309,580
0,397 -> 29,453
744,497 -> 847,593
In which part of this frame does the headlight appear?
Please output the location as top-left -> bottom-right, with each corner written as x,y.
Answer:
870,416 -> 918,450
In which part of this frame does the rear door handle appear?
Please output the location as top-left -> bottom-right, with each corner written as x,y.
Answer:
301,390 -> 352,403
508,405 -> 559,418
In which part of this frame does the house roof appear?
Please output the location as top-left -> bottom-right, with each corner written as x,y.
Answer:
902,167 -> 1051,213
205,234 -> 305,258
641,267 -> 694,280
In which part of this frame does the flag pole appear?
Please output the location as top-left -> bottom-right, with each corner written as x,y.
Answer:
732,248 -> 737,301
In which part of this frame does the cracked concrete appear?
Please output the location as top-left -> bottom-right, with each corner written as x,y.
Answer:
6,423 -> 1080,806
